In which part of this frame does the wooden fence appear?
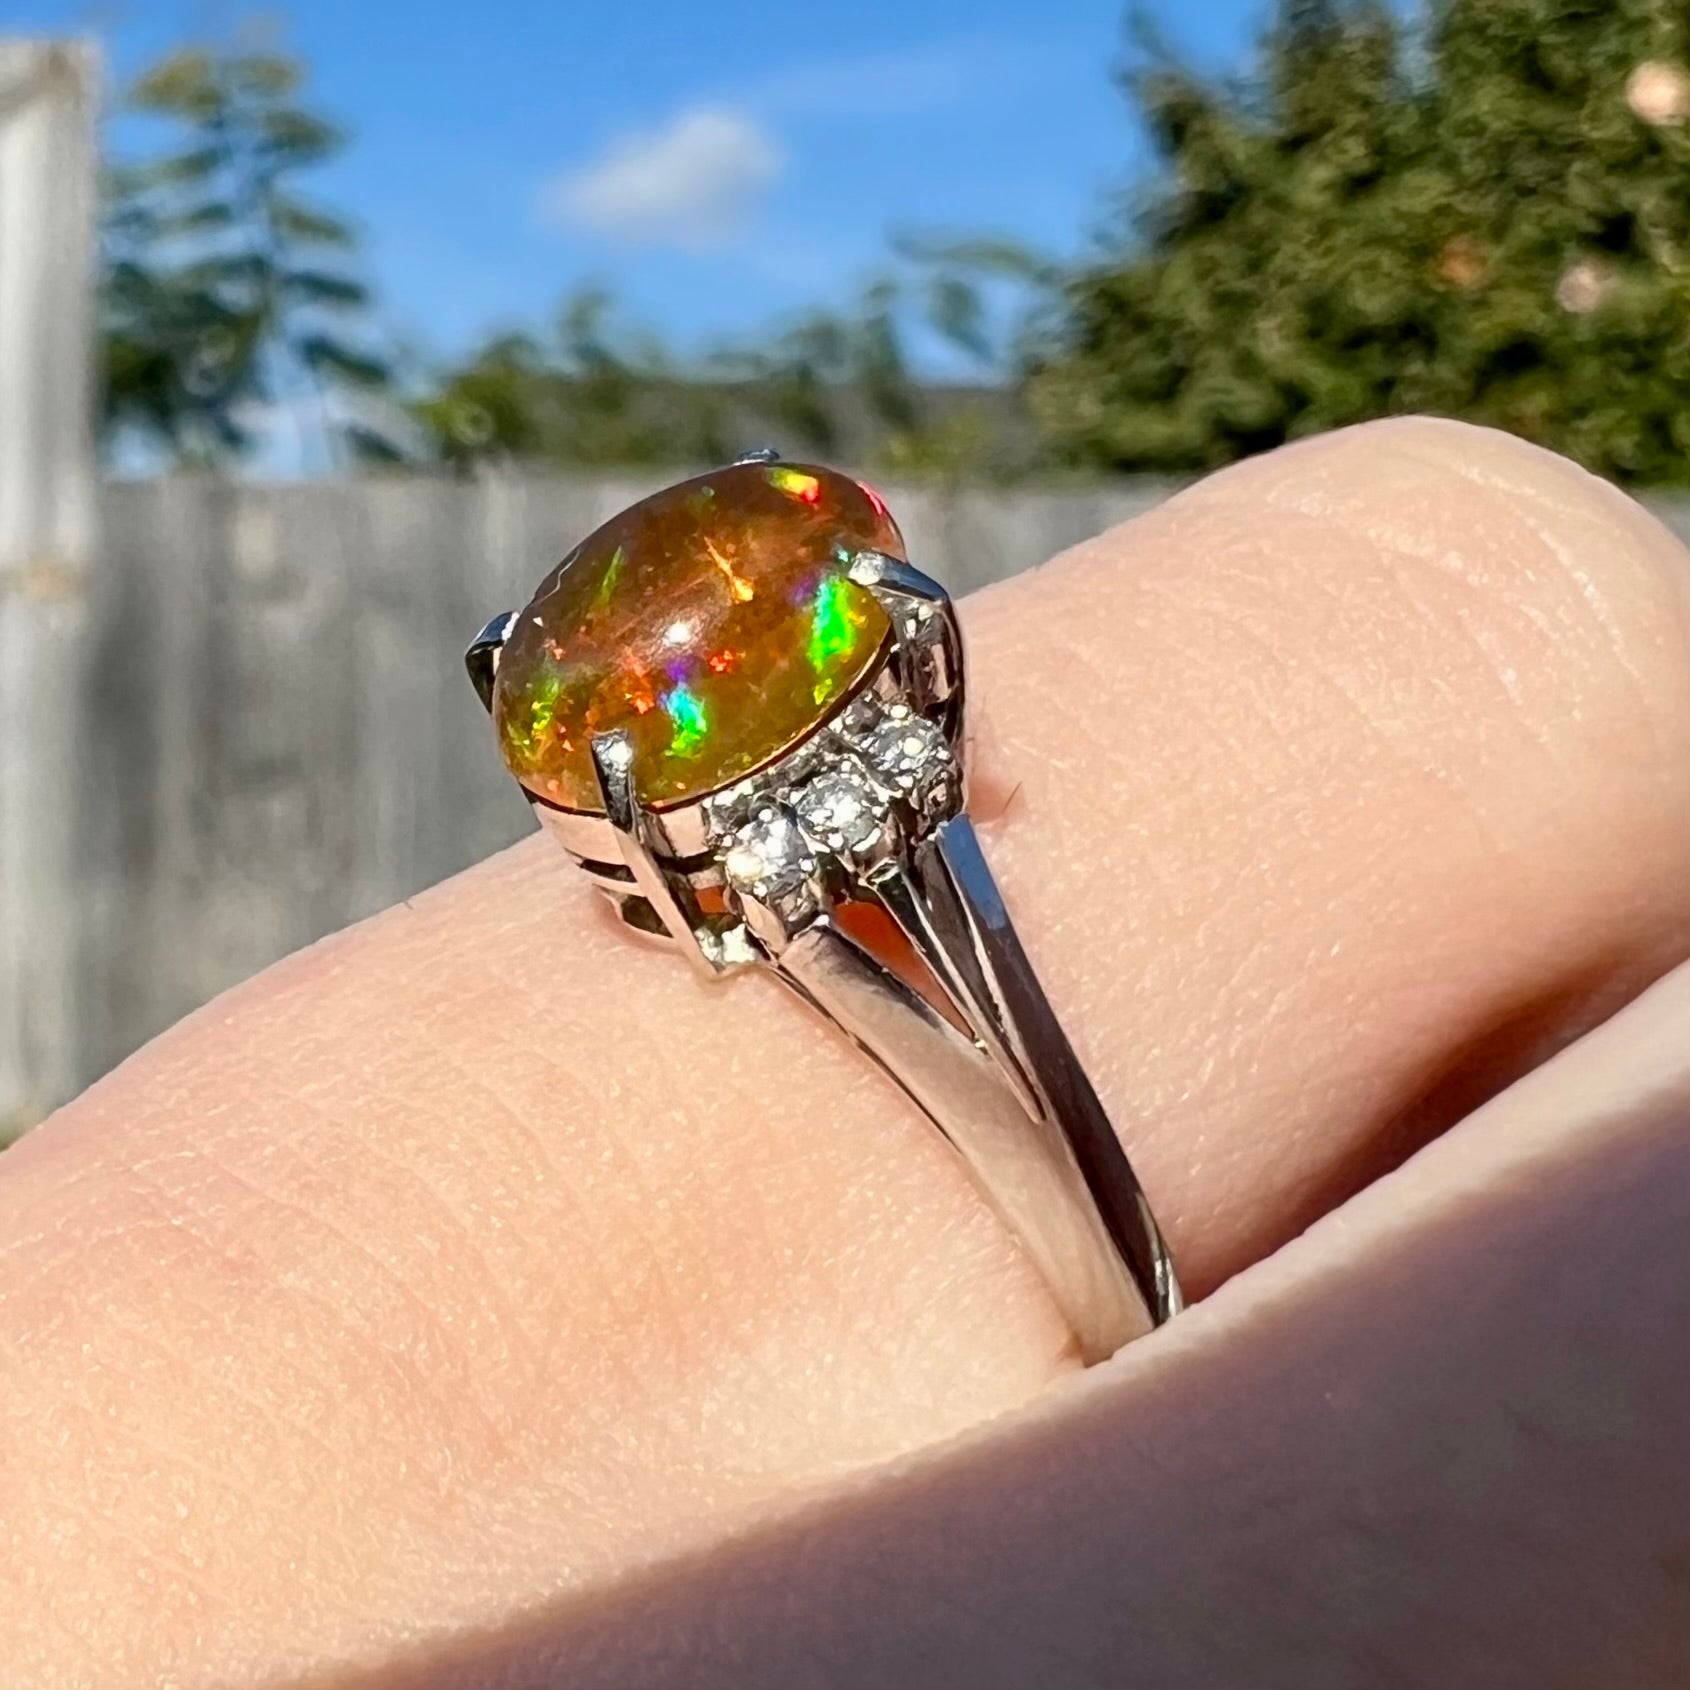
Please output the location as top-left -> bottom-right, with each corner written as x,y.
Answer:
18,473 -> 1690,1112
58,474 -> 1168,1106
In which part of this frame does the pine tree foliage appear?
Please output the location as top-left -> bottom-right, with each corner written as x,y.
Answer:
102,48 -> 398,466
1032,0 -> 1690,483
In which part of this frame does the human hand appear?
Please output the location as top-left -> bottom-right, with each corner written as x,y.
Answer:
3,418 -> 1687,1688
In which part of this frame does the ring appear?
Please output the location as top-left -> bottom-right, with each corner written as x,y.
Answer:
465,451 -> 1181,1360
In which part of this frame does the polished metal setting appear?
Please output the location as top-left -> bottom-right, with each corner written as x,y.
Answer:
467,484 -> 1181,1359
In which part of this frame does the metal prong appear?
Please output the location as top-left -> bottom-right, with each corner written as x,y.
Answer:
590,731 -> 723,978
848,551 -> 964,717
464,610 -> 519,713
733,445 -> 781,464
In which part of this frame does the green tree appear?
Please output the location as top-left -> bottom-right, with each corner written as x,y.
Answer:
722,245 -> 1044,480
102,47 -> 397,467
416,256 -> 1037,481
412,289 -> 738,472
1031,0 -> 1690,484
1425,0 -> 1690,478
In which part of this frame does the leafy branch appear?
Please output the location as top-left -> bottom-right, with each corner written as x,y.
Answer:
102,46 -> 400,468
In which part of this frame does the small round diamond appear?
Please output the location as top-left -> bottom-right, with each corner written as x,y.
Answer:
723,806 -> 814,900
794,768 -> 887,856
859,707 -> 951,798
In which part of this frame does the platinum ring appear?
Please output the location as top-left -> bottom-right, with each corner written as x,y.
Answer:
465,452 -> 1181,1360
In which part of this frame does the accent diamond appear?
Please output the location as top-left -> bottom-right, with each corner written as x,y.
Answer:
723,806 -> 814,900
856,705 -> 953,803
793,767 -> 888,857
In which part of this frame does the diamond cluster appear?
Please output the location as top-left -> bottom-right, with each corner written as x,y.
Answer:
716,701 -> 956,907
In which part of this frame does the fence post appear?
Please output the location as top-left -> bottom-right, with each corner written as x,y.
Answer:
0,40 -> 99,1133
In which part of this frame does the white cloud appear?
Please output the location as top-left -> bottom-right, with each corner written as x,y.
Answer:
537,33 -> 1058,256
541,106 -> 785,251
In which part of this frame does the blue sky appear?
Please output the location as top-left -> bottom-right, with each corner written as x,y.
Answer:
6,0 -> 1268,366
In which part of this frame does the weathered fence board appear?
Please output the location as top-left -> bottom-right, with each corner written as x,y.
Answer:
0,41 -> 97,1130
24,474 -> 1690,1105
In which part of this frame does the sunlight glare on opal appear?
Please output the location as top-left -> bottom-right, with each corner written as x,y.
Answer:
705,537 -> 756,602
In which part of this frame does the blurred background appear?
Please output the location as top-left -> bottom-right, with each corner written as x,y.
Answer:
2,0 -> 1688,1134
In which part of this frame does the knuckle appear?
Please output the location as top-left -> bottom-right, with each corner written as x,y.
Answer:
1312,418 -> 1687,720
1176,417 -> 1690,768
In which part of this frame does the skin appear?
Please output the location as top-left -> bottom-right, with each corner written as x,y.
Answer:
425,959 -> 1690,1690
0,418 -> 1687,1688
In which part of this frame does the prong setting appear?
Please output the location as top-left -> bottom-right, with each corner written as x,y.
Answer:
590,729 -> 734,977
848,549 -> 964,729
464,610 -> 519,712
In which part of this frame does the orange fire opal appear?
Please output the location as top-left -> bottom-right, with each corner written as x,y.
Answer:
493,462 -> 903,811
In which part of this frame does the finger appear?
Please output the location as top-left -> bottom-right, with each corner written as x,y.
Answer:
2,419 -> 1687,1688
513,965 -> 1690,1690
970,416 -> 1690,1290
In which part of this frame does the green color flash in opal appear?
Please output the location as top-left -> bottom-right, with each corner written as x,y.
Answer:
770,466 -> 823,502
807,574 -> 861,673
664,685 -> 708,758
594,546 -> 625,608
507,672 -> 562,761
